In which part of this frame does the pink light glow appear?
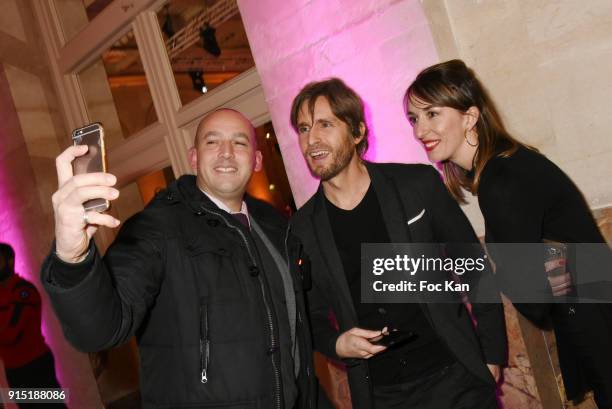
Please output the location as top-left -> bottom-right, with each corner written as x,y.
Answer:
0,68 -> 35,281
0,172 -> 67,405
0,67 -> 69,405
238,0 -> 440,206
0,189 -> 32,279
0,171 -> 58,394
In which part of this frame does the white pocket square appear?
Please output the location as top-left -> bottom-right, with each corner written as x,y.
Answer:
407,209 -> 426,225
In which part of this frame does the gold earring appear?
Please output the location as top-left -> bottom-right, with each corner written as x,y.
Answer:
465,129 -> 478,147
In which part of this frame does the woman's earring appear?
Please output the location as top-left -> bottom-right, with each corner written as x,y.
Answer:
464,129 -> 478,147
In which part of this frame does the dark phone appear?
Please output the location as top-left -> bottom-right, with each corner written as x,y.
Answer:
370,329 -> 416,348
72,123 -> 109,212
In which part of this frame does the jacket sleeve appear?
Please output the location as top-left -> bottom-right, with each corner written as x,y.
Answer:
307,278 -> 341,361
295,243 -> 340,361
478,169 -> 553,325
41,212 -> 165,352
420,166 -> 508,365
289,221 -> 342,361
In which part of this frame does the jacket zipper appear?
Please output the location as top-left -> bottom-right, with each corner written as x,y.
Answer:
200,206 -> 282,409
199,304 -> 209,383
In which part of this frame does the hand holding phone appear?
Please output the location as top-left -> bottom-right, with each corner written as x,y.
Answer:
370,328 -> 416,348
335,327 -> 388,359
52,124 -> 120,263
72,123 -> 109,212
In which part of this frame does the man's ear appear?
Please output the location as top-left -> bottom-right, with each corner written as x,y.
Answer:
353,122 -> 366,145
254,150 -> 263,172
464,106 -> 480,131
188,147 -> 198,172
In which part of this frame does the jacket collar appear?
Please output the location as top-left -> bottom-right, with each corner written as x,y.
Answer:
364,162 -> 412,243
310,185 -> 356,321
308,162 -> 413,242
169,174 -> 287,238
304,162 -> 412,321
168,174 -> 220,214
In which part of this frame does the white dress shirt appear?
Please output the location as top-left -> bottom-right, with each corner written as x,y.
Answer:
200,189 -> 250,228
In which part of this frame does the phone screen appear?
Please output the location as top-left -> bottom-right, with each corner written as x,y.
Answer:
72,123 -> 109,212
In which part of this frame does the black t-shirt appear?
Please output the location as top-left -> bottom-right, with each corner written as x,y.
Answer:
325,184 -> 454,385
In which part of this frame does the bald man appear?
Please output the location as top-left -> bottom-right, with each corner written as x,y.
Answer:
41,109 -> 318,409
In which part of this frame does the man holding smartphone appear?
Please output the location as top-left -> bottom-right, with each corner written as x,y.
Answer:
289,79 -> 507,409
41,109 -> 320,409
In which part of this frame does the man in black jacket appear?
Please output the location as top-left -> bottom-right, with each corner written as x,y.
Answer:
289,79 -> 507,409
41,109 -> 317,409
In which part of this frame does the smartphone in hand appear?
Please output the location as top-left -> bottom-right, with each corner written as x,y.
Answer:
72,123 -> 110,212
370,329 -> 416,348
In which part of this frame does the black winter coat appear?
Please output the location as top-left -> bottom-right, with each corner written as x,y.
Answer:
41,175 -> 316,409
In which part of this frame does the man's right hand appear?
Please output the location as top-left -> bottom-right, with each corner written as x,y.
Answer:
52,145 -> 120,263
335,327 -> 387,359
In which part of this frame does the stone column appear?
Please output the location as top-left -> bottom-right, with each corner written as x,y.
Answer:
238,0 -> 438,206
0,1 -> 103,407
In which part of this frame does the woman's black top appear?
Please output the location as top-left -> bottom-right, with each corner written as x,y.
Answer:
478,146 -> 604,244
477,145 -> 607,322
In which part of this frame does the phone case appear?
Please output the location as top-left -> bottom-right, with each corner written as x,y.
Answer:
72,123 -> 109,212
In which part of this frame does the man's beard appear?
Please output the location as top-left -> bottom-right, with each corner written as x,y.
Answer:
308,140 -> 355,181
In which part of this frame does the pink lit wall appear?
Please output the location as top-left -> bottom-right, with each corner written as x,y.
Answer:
238,0 -> 439,206
0,66 -> 43,409
0,65 -> 102,408
0,70 -> 37,283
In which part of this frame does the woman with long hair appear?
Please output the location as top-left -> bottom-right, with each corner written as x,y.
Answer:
403,59 -> 612,408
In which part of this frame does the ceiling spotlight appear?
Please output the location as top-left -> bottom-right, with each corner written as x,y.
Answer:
265,132 -> 271,139
200,24 -> 221,57
189,71 -> 208,93
269,184 -> 275,191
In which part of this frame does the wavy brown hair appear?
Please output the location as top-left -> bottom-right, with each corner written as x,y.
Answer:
290,78 -> 369,157
404,59 -> 533,203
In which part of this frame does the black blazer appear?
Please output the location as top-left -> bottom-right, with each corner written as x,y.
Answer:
291,162 -> 507,409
